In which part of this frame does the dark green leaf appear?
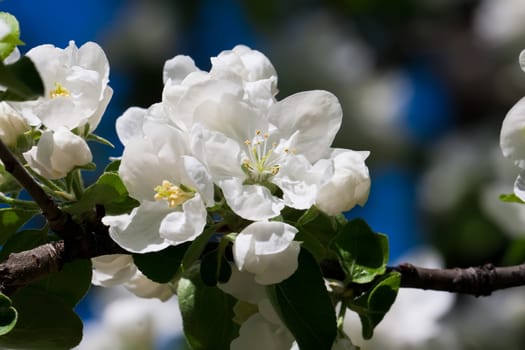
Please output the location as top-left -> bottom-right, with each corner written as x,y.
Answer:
181,227 -> 216,272
32,260 -> 92,307
178,265 -> 239,350
333,218 -> 388,284
200,248 -> 232,286
0,292 -> 17,336
266,249 -> 337,350
0,57 -> 44,102
63,172 -> 138,216
104,159 -> 121,173
347,272 -> 400,339
133,242 -> 190,283
499,193 -> 525,204
0,287 -> 82,349
0,208 -> 36,245
0,229 -> 47,262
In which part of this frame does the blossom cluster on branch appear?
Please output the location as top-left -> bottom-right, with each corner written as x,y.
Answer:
2,9 -> 525,350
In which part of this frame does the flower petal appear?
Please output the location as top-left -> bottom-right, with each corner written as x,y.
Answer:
102,201 -> 172,253
268,90 -> 342,162
501,96 -> 525,168
158,194 -> 207,244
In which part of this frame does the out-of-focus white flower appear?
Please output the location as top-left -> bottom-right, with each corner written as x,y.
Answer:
231,298 -> 294,350
23,127 -> 92,179
0,18 -> 9,41
92,254 -> 174,301
233,221 -> 300,285
74,287 -> 182,350
0,102 -> 29,146
102,119 -> 213,253
474,0 -> 525,46
13,40 -> 112,132
344,247 -> 455,349
315,149 -> 371,215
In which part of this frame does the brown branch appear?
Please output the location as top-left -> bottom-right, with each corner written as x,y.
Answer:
390,262 -> 525,296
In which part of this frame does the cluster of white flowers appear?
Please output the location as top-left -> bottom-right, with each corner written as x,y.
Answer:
102,45 -> 371,285
500,50 -> 525,200
1,41 -> 112,179
97,45 -> 371,346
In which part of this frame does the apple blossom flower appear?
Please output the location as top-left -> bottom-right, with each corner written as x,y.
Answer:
13,40 -> 112,132
0,102 -> 29,146
0,18 -> 9,41
233,221 -> 300,285
315,149 -> 371,216
23,127 -> 92,179
102,119 -> 214,253
500,50 -> 525,200
91,254 -> 174,301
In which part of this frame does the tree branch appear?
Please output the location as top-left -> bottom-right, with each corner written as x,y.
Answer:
390,262 -> 525,296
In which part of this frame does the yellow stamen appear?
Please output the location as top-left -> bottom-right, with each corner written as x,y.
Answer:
50,83 -> 70,98
153,180 -> 194,208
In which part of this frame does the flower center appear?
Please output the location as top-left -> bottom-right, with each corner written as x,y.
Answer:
50,83 -> 70,98
241,130 -> 289,183
153,180 -> 194,208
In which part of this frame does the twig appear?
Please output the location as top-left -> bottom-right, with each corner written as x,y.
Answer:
0,139 -> 75,237
390,262 -> 525,296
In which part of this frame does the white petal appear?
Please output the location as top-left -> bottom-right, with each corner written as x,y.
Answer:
124,270 -> 174,301
268,90 -> 342,162
221,178 -> 284,221
514,171 -> 525,202
253,242 -> 300,285
501,96 -> 525,168
91,254 -> 136,287
158,194 -> 207,244
218,267 -> 267,304
241,221 -> 298,256
316,149 -> 371,215
163,55 -> 200,85
181,156 -> 214,206
115,107 -> 147,146
103,201 -> 172,253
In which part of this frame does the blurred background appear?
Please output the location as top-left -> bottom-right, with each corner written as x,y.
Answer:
4,0 -> 525,349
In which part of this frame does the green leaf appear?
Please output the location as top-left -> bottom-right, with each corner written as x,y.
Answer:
0,56 -> 44,102
0,287 -> 82,349
0,208 -> 36,245
86,133 -> 115,147
178,265 -> 239,350
104,159 -> 121,173
0,12 -> 24,60
499,193 -> 525,204
333,218 -> 389,284
347,272 -> 400,340
62,172 -> 139,216
133,242 -> 190,283
32,260 -> 92,307
200,248 -> 232,286
266,249 -> 337,350
0,292 -> 17,336
181,227 -> 216,272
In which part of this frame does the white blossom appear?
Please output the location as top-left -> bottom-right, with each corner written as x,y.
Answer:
0,18 -> 9,41
233,221 -> 300,285
91,254 -> 174,301
23,127 -> 92,179
102,119 -> 213,253
316,149 -> 371,215
0,102 -> 29,146
13,40 -> 112,132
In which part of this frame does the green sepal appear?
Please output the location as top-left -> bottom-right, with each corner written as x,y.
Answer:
177,264 -> 239,350
499,193 -> 525,204
0,12 -> 24,60
346,271 -> 401,340
133,242 -> 191,283
0,56 -> 44,102
86,133 -> 115,148
0,292 -> 17,336
332,218 -> 389,284
266,248 -> 337,350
